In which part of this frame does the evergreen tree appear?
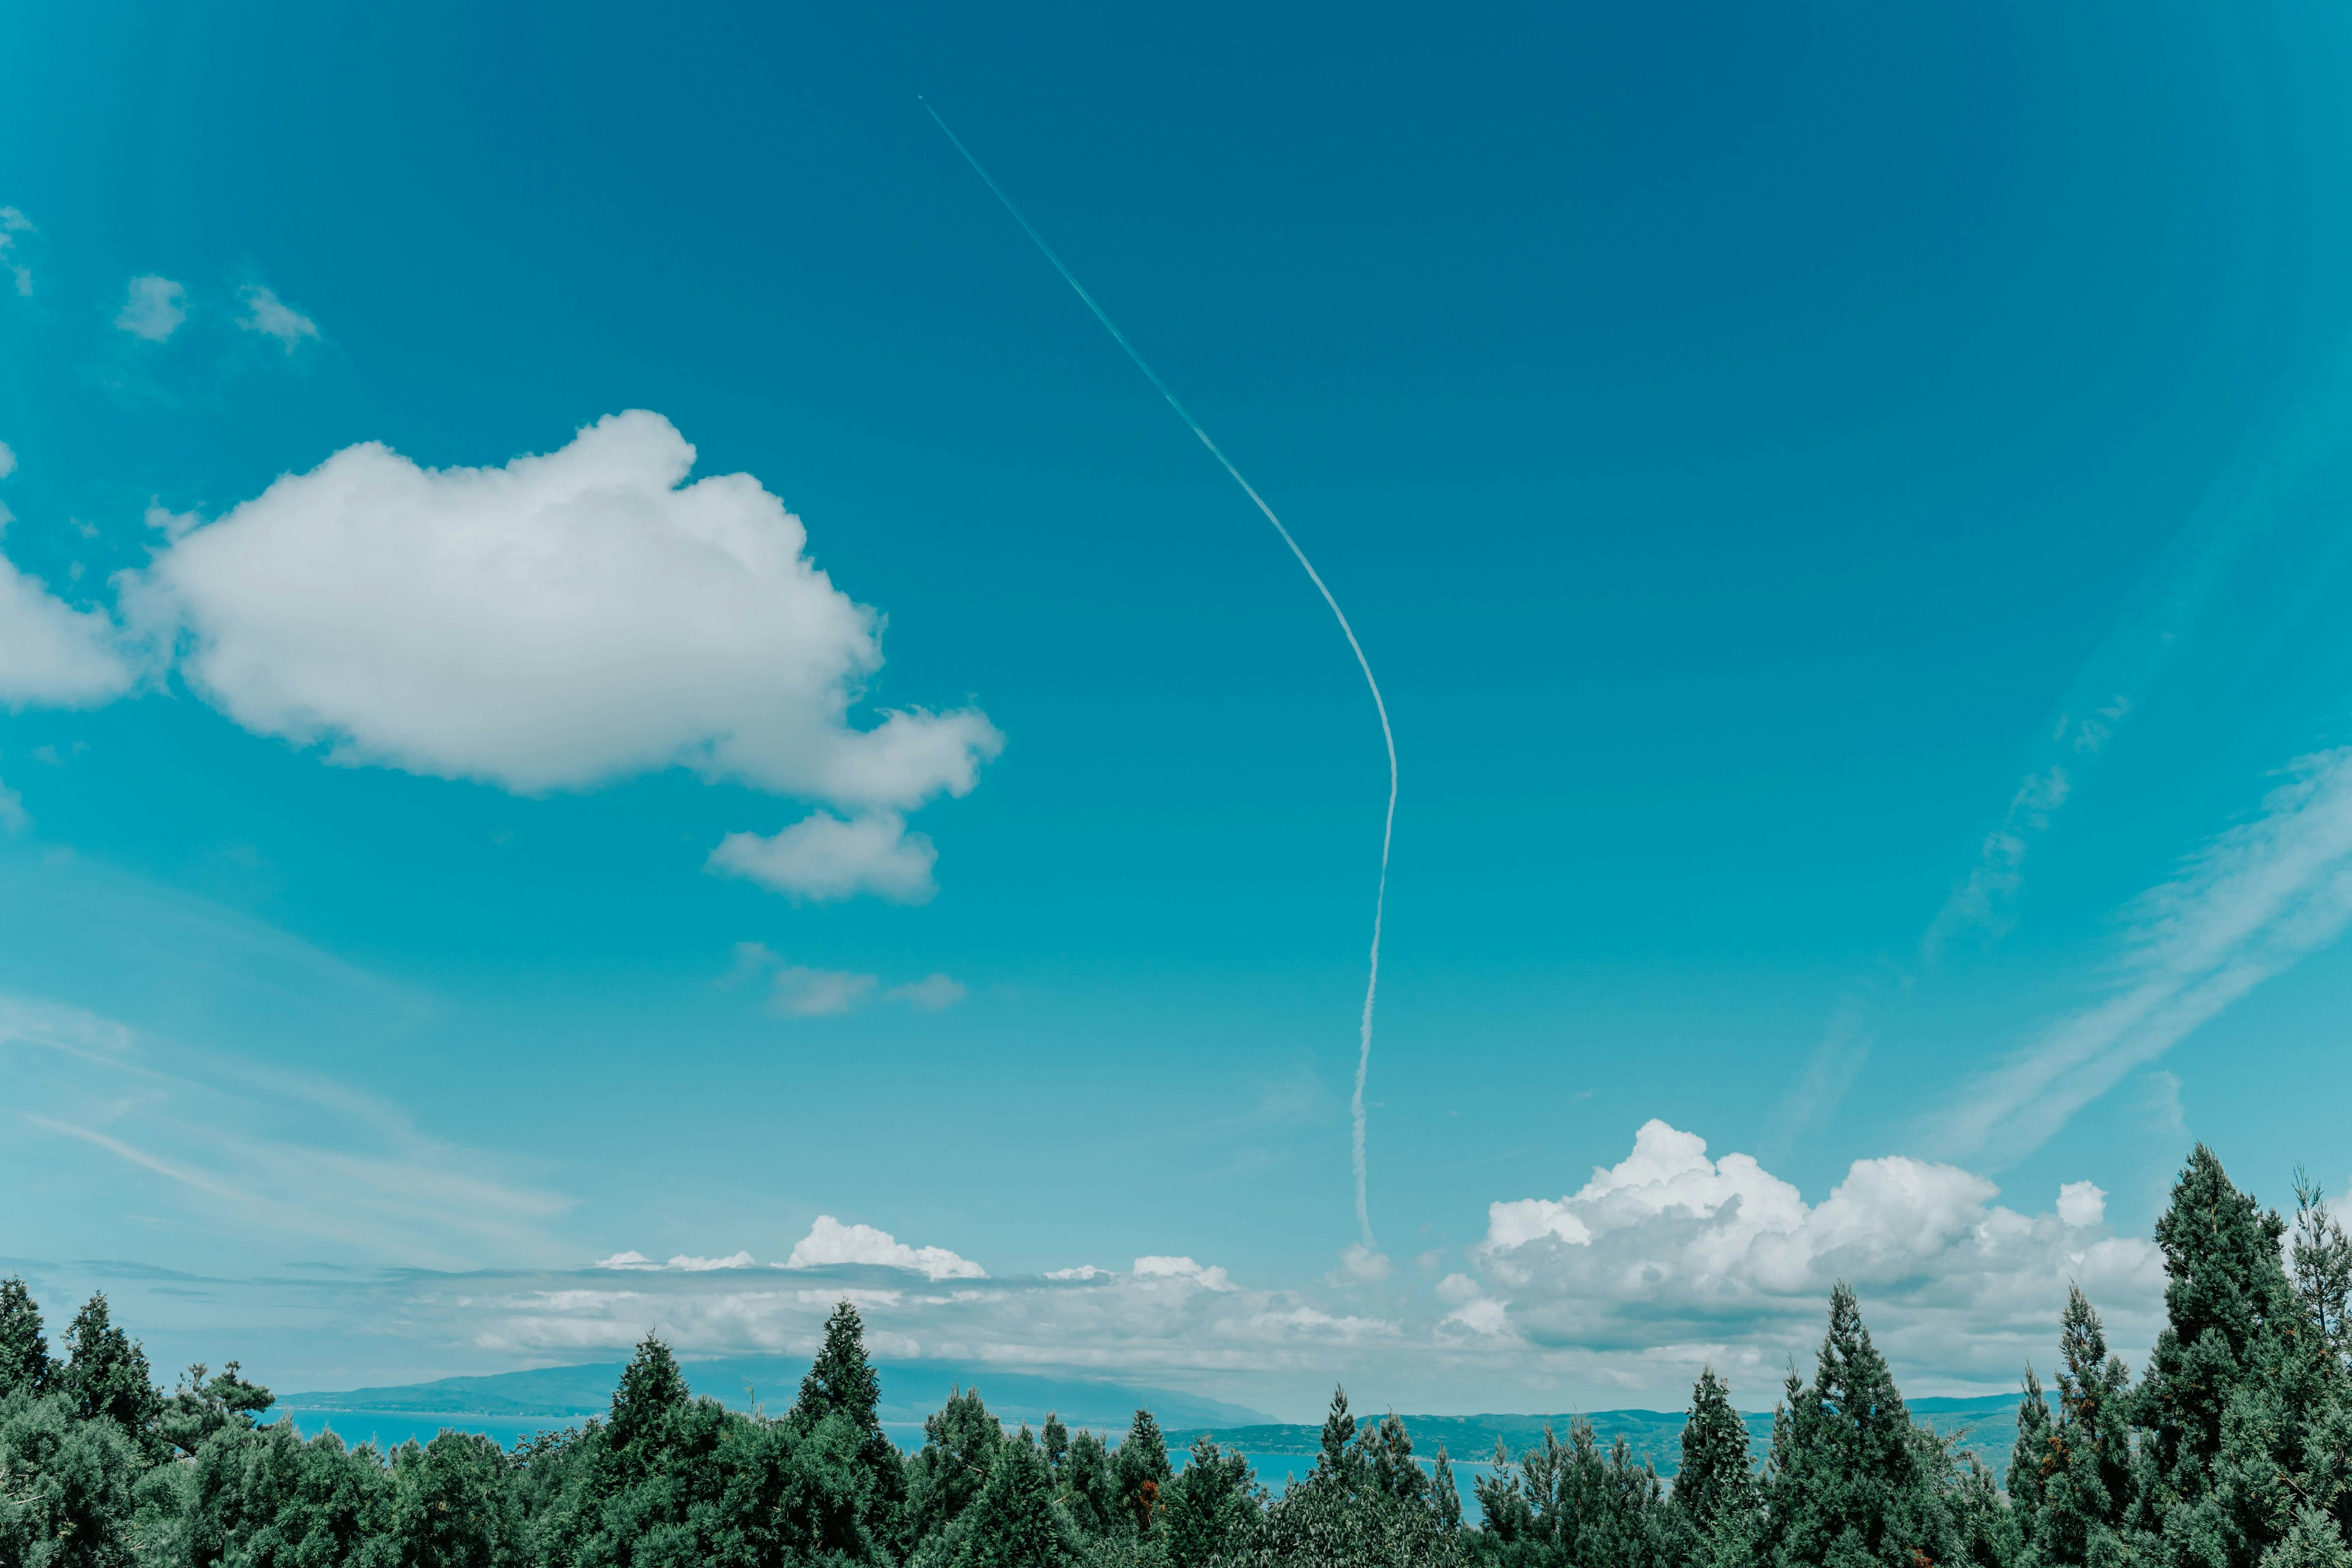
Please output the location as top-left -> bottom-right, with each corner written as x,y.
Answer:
951,1436 -> 1080,1568
2009,1363 -> 2053,1555
58,1292 -> 159,1449
908,1386 -> 1006,1540
156,1360 -> 274,1459
1369,1412 -> 1431,1506
1112,1406 -> 1174,1532
1161,1437 -> 1263,1567
0,1276 -> 49,1398
2129,1145 -> 2326,1568
791,1298 -> 907,1545
797,1298 -> 883,1432
2267,1508 -> 2352,1568
605,1330 -> 690,1480
1433,1447 -> 1463,1537
1676,1368 -> 1754,1537
1041,1411 -> 1069,1471
1057,1427 -> 1119,1537
1754,1281 -> 1956,1568
2294,1173 -> 2352,1372
2035,1287 -> 2133,1567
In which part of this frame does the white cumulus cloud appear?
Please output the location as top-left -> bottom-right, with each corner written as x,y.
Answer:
236,284 -> 319,348
1470,1119 -> 2160,1393
0,556 -> 139,709
1134,1256 -> 1235,1292
710,811 -> 940,905
115,274 -> 187,341
786,1216 -> 987,1281
118,412 -> 1000,894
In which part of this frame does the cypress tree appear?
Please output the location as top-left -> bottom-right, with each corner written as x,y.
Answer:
2035,1287 -> 2132,1566
952,1436 -> 1079,1567
1112,1406 -> 1173,1532
1677,1367 -> 1754,1536
797,1298 -> 883,1432
0,1276 -> 48,1398
2129,1144 -> 2320,1568
2009,1363 -> 2052,1554
606,1332 -> 688,1462
1755,1281 -> 1955,1568
58,1292 -> 159,1445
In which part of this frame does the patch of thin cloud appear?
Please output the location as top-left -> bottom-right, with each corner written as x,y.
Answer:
786,1216 -> 986,1281
726,943 -> 966,1017
1920,353 -> 2352,960
236,284 -> 318,348
1466,1120 -> 2160,1395
594,1251 -> 658,1271
883,973 -> 966,1011
1133,1256 -> 1234,1292
710,811 -> 939,905
0,777 -> 26,834
115,412 -> 1000,897
0,208 -> 36,295
669,1251 -> 756,1272
1937,745 -> 2352,1168
2,990 -> 573,1270
0,441 -> 15,480
115,274 -> 187,341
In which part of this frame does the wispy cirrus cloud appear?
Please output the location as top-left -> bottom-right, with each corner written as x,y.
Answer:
1934,745 -> 2352,1168
0,992 -> 572,1270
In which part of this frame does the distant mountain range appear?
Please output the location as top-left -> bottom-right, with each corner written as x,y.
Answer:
279,1359 -> 2025,1477
275,1357 -> 1275,1433
1164,1395 -> 2024,1479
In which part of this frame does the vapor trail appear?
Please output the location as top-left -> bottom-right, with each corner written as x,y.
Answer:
924,100 -> 1397,1250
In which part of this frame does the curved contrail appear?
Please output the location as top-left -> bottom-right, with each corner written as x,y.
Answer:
923,100 -> 1397,1250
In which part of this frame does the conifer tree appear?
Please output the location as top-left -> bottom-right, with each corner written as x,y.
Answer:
1041,1411 -> 1069,1471
797,1298 -> 883,1432
1755,1281 -> 1956,1568
0,1276 -> 48,1398
2034,1287 -> 2133,1567
2008,1363 -> 2052,1554
2129,1145 -> 2322,1568
1161,1437 -> 1262,1566
59,1292 -> 159,1448
606,1332 -> 688,1464
1057,1427 -> 1118,1537
1676,1368 -> 1754,1537
1112,1406 -> 1173,1532
952,1436 -> 1080,1567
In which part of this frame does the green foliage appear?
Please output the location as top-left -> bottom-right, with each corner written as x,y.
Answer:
1675,1370 -> 1753,1540
1112,1408 -> 1174,1534
1754,1282 -> 1959,1568
156,1362 -> 273,1461
56,1297 -> 158,1457
0,1280 -> 50,1402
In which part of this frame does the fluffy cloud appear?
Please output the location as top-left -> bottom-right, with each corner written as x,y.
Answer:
0,554 -> 139,709
115,274 -> 187,341
1469,1120 -> 2161,1393
710,812 -> 940,904
129,413 -> 998,804
786,1216 -> 987,1281
236,284 -> 318,348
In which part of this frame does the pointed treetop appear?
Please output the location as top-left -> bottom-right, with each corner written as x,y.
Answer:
0,1277 -> 50,1398
796,1298 -> 882,1433
609,1333 -> 688,1450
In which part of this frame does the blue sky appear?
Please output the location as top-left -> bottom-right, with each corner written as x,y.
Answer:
5,0 -> 2352,1419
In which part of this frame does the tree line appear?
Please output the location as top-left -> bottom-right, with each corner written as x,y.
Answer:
3,1142 -> 2350,1566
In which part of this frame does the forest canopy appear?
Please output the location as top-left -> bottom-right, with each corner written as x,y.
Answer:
3,1143 -> 2349,1568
